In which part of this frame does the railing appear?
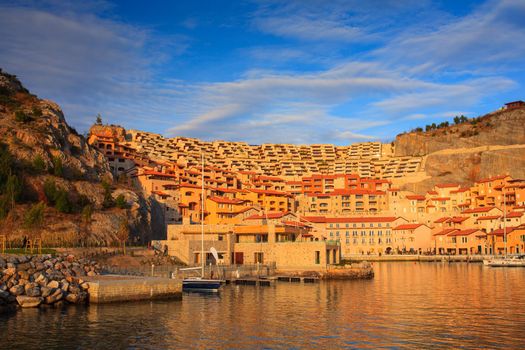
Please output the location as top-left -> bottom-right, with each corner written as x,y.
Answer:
102,262 -> 277,280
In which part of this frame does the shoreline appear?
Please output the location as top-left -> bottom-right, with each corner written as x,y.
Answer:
342,254 -> 492,263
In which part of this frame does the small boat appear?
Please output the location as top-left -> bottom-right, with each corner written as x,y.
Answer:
182,154 -> 222,293
183,277 -> 222,292
484,255 -> 525,267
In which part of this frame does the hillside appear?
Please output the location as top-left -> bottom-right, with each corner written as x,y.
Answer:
0,69 -> 154,247
394,106 -> 525,192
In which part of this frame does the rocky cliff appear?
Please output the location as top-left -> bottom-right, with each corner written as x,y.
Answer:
0,69 -> 153,246
394,107 -> 525,192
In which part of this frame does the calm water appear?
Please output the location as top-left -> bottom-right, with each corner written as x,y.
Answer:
2,262 -> 525,349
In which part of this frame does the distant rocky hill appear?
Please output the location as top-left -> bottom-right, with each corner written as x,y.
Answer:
394,106 -> 525,192
0,69 -> 153,247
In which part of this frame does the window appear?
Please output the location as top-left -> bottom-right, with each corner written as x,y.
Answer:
369,231 -> 374,236
315,251 -> 320,264
254,252 -> 264,264
346,238 -> 349,244
346,231 -> 350,237
336,231 -> 340,237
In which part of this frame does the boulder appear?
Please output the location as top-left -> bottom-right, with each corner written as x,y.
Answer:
16,295 -> 42,308
9,285 -> 24,296
65,293 -> 79,303
25,286 -> 41,297
44,289 -> 63,304
47,280 -> 59,289
3,267 -> 16,276
40,286 -> 53,298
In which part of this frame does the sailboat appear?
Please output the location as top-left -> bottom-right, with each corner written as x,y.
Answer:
483,191 -> 525,267
182,154 -> 222,292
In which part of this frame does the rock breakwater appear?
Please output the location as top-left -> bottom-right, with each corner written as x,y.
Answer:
0,254 -> 101,313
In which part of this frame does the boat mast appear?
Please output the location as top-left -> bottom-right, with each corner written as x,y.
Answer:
503,188 -> 507,258
201,153 -> 205,278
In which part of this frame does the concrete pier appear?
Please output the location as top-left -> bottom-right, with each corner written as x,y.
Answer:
84,275 -> 182,303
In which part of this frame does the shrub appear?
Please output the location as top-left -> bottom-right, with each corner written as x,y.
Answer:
43,179 -> 58,203
32,155 -> 46,173
15,110 -> 32,123
115,194 -> 129,209
54,190 -> 71,213
52,156 -> 63,177
102,181 -> 114,209
24,202 -> 45,229
32,107 -> 42,117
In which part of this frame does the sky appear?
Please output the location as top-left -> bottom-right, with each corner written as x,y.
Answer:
0,0 -> 524,145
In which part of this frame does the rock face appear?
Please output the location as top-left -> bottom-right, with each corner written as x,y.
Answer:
0,254 -> 99,312
0,68 -> 153,246
393,107 -> 525,192
395,108 -> 525,157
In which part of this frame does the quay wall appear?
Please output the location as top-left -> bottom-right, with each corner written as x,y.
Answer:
85,275 -> 182,303
343,255 -> 489,262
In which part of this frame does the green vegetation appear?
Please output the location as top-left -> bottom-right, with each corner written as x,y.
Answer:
0,143 -> 22,219
31,106 -> 42,117
52,155 -> 63,177
102,180 -> 115,209
3,247 -> 57,255
453,115 -> 469,124
15,110 -> 32,123
43,179 -> 72,213
24,201 -> 45,229
32,155 -> 46,173
115,194 -> 129,209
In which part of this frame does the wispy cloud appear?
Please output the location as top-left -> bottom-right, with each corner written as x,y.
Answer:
0,0 -> 522,145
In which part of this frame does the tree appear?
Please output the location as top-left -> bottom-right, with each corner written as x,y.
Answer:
52,156 -> 63,177
14,110 -> 32,123
54,190 -> 71,213
96,114 -> 102,125
102,181 -> 114,209
32,155 -> 46,173
117,217 -> 130,255
43,179 -> 58,204
79,204 -> 93,247
24,202 -> 45,230
115,194 -> 128,209
4,174 -> 21,210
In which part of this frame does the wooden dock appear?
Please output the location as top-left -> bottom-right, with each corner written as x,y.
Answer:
224,276 -> 319,286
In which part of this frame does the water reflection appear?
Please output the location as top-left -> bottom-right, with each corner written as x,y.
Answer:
2,262 -> 525,349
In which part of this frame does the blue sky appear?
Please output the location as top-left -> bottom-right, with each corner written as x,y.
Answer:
0,0 -> 524,145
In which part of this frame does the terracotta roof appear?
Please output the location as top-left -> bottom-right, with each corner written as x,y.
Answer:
476,215 -> 500,221
433,228 -> 457,236
488,227 -> 518,236
507,212 -> 523,218
151,190 -> 169,197
324,217 -> 399,223
448,229 -> 482,236
476,175 -> 509,183
300,216 -> 327,223
393,224 -> 424,230
450,188 -> 469,193
245,211 -> 291,220
427,191 -> 438,195
209,197 -> 245,205
462,206 -> 498,214
406,195 -> 425,201
434,217 -> 451,223
435,183 -> 459,188
248,189 -> 291,196
142,170 -> 178,178
283,221 -> 310,228
449,216 -> 469,223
